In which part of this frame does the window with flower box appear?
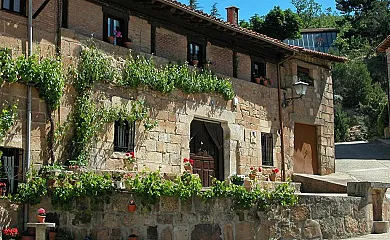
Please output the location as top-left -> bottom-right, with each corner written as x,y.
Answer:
114,120 -> 135,152
251,58 -> 266,82
103,7 -> 129,46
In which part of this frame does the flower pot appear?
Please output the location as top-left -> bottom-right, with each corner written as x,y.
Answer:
262,80 -> 269,86
48,231 -> 57,240
249,174 -> 256,181
255,77 -> 261,84
127,204 -> 136,212
184,165 -> 193,173
128,234 -> 138,240
47,179 -> 56,188
108,36 -> 115,44
269,173 -> 276,181
123,41 -> 132,48
192,60 -> 199,66
36,215 -> 46,223
21,236 -> 35,240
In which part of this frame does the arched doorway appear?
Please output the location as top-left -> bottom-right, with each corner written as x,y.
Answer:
190,120 -> 224,187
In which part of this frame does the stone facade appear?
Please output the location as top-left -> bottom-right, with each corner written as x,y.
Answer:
17,193 -> 371,240
0,0 -> 340,179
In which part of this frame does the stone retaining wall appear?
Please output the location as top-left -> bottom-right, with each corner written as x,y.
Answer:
18,193 -> 371,240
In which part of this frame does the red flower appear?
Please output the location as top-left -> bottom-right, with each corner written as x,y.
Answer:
250,167 -> 254,171
2,227 -> 19,237
272,168 -> 279,174
189,159 -> 194,166
258,167 -> 262,172
125,152 -> 130,156
130,152 -> 135,158
183,158 -> 189,163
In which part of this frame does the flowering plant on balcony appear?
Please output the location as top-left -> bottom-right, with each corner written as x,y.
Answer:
259,76 -> 273,86
113,30 -> 122,38
272,168 -> 279,174
250,166 -> 262,175
125,151 -> 136,164
0,182 -> 6,187
2,227 -> 19,237
183,158 -> 194,167
37,208 -> 46,216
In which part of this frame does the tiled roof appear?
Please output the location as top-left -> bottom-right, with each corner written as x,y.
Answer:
377,35 -> 390,53
156,0 -> 348,62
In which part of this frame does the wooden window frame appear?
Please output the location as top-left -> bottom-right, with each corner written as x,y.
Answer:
251,57 -> 266,82
103,6 -> 129,46
1,0 -> 26,15
114,120 -> 135,152
187,36 -> 206,67
261,133 -> 273,166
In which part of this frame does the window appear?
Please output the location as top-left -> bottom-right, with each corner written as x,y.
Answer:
103,7 -> 129,46
114,120 -> 135,152
252,59 -> 266,81
1,0 -> 25,14
0,147 -> 21,194
297,66 -> 314,86
188,42 -> 204,67
261,133 -> 273,166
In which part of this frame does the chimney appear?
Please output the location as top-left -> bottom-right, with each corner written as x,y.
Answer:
226,6 -> 239,26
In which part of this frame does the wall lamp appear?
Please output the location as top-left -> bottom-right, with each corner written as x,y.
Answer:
282,81 -> 309,108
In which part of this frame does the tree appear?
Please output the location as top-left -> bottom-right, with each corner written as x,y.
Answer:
189,0 -> 200,10
334,104 -> 349,142
239,7 -> 302,40
210,2 -> 220,18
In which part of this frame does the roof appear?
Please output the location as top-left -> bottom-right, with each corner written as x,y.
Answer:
377,35 -> 390,53
301,28 -> 339,33
153,0 -> 347,62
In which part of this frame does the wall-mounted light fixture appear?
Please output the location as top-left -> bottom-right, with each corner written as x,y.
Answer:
282,81 -> 309,108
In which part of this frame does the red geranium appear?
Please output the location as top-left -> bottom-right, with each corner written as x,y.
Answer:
2,227 -> 19,237
258,167 -> 262,172
0,182 -> 6,187
272,168 -> 279,174
183,158 -> 194,166
125,151 -> 136,164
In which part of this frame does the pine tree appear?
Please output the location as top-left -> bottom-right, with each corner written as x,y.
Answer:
210,2 -> 220,18
189,0 -> 200,10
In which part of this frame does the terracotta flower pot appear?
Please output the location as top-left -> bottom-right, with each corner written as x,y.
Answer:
269,173 -> 276,181
128,236 -> 138,240
127,204 -> 136,212
36,215 -> 46,223
262,80 -> 269,86
123,41 -> 132,48
184,165 -> 193,173
108,36 -> 115,44
48,231 -> 57,240
192,60 -> 199,66
255,77 -> 261,84
249,174 -> 256,180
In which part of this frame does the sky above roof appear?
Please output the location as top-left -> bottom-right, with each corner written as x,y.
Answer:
178,0 -> 337,21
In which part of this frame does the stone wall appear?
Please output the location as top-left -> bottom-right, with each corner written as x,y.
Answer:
21,193 -> 371,240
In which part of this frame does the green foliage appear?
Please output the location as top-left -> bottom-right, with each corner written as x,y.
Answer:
189,0 -> 200,10
0,102 -> 18,141
333,61 -> 372,108
0,48 -> 65,111
210,2 -> 220,18
292,0 -> 341,28
12,175 -> 47,205
121,56 -> 235,100
240,7 -> 302,40
334,105 -> 349,142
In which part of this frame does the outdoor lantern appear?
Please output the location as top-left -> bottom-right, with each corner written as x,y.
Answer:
282,81 -> 309,108
293,81 -> 309,96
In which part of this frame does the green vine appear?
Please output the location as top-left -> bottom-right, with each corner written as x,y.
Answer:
0,102 -> 18,141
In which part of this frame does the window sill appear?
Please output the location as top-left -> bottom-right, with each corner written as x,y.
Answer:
0,8 -> 27,17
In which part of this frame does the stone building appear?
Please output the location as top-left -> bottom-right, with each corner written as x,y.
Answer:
377,36 -> 390,137
0,0 -> 346,189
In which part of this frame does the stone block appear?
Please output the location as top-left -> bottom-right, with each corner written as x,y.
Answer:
160,196 -> 179,213
373,221 -> 389,234
174,226 -> 189,240
191,224 -> 222,240
291,205 -> 310,222
147,225 -> 158,240
303,219 -> 322,239
235,222 -> 253,240
161,226 -> 173,240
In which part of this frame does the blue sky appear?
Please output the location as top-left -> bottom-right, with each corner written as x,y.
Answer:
178,0 -> 337,21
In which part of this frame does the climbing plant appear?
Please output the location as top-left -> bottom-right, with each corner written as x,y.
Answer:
0,102 -> 18,158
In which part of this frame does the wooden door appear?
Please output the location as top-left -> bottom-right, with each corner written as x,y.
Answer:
294,123 -> 318,174
190,120 -> 223,187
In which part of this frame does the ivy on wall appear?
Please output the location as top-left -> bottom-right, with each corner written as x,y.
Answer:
0,102 -> 18,158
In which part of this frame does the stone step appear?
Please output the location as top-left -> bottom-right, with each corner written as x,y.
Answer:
292,173 -> 351,193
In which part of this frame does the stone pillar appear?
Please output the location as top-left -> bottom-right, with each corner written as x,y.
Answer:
27,223 -> 55,240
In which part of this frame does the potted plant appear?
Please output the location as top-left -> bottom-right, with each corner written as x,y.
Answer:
123,38 -> 132,48
0,182 -> 6,196
204,59 -> 213,69
128,234 -> 138,240
183,158 -> 194,173
21,228 -> 35,240
37,208 -> 46,223
127,198 -> 136,212
112,172 -> 124,189
270,168 -> 279,181
249,167 -> 262,180
124,151 -> 136,171
2,227 -> 19,240
114,29 -> 122,45
230,174 -> 244,186
191,55 -> 199,66
254,75 -> 261,84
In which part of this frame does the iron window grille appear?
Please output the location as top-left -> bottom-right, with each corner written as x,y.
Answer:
114,120 -> 135,152
261,133 -> 273,166
0,147 -> 22,194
